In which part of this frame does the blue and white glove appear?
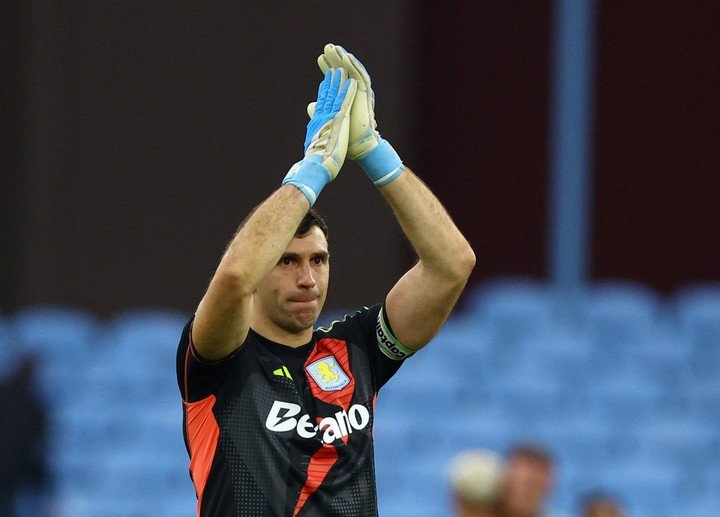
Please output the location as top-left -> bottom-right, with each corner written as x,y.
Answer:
311,44 -> 404,188
283,68 -> 357,206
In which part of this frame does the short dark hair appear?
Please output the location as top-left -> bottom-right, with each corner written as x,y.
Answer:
296,208 -> 328,240
508,444 -> 553,468
579,490 -> 624,508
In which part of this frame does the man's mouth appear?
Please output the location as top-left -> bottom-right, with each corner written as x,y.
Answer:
288,292 -> 318,303
288,295 -> 318,304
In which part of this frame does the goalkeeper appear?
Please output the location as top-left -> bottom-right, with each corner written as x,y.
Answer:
176,44 -> 475,516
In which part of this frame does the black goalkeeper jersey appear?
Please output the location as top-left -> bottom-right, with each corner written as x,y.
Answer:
176,304 -> 414,516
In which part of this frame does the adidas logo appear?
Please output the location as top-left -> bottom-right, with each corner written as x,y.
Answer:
273,365 -> 293,380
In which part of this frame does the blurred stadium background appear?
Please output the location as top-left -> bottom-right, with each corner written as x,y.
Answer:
1,1 -> 718,516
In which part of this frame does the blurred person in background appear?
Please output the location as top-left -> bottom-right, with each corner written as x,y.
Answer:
448,449 -> 505,517
495,444 -> 556,517
580,492 -> 625,517
0,355 -> 48,516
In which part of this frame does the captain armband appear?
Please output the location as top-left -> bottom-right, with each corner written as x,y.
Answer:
375,307 -> 415,361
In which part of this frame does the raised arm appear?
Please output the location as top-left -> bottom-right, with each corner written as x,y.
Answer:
193,186 -> 309,360
192,69 -> 357,360
380,170 -> 475,349
317,44 -> 475,350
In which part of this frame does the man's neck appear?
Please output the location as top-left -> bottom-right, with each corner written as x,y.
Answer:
251,318 -> 313,348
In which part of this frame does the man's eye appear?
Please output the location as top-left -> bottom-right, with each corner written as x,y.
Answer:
281,258 -> 293,265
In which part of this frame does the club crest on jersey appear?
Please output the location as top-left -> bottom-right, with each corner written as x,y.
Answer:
306,356 -> 350,391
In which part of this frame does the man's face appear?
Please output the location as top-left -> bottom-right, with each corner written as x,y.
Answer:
584,501 -> 624,517
501,456 -> 553,516
254,226 -> 329,334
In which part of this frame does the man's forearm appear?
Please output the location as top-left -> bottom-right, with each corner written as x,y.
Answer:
215,185 -> 309,293
192,67 -> 356,358
380,168 -> 475,281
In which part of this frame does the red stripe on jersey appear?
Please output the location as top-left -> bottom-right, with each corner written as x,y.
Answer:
292,444 -> 339,517
304,338 -> 355,410
184,395 -> 219,517
293,338 -> 356,513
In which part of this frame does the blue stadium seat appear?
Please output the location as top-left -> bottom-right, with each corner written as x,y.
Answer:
580,283 -> 659,370
377,496 -> 446,517
377,456 -> 450,517
80,310 -> 186,410
685,379 -> 720,433
414,325 -> 504,404
585,370 -> 665,427
107,309 -> 188,368
484,330 -> 595,397
674,284 -> 720,380
674,284 -> 720,340
482,374 -> 565,428
623,324 -> 692,398
702,465 -> 720,500
131,407 -> 186,453
49,404 -> 133,460
442,409 -> 528,453
373,407 -> 448,467
415,322 -> 492,378
70,493 -> 196,517
683,498 -> 720,517
597,461 -> 681,517
531,416 -> 612,467
380,360 -> 465,418
633,417 -> 716,468
154,497 -> 197,517
13,306 -> 100,353
10,306 -> 100,404
27,281 -> 720,514
464,278 -> 557,341
54,445 -> 194,515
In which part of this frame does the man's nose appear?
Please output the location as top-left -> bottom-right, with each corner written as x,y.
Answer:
297,262 -> 316,287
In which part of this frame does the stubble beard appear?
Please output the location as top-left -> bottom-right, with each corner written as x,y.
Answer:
276,303 -> 319,334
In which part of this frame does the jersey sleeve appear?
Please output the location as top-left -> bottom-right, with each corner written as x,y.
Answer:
348,303 -> 416,391
176,316 -> 244,403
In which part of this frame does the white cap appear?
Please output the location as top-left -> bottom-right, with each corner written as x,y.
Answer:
448,449 -> 505,504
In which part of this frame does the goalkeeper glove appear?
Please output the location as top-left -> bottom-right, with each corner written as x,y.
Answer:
283,68 -> 357,206
311,44 -> 404,188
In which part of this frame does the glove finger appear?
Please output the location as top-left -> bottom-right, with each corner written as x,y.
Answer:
343,53 -> 372,87
343,54 -> 374,113
315,69 -> 332,113
322,43 -> 345,69
332,75 -> 354,113
306,102 -> 316,119
344,79 -> 358,112
323,43 -> 337,56
324,79 -> 357,163
334,45 -> 354,66
327,68 -> 346,103
317,55 -> 330,74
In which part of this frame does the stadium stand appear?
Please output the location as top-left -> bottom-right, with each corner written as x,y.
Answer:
2,279 -> 719,516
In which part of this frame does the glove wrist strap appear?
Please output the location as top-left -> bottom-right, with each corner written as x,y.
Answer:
357,137 -> 404,187
282,155 -> 331,206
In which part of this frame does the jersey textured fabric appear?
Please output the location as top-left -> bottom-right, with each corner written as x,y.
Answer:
176,304 -> 411,517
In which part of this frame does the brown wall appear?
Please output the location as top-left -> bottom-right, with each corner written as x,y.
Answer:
592,1 -> 720,290
2,1 -> 718,315
6,1 -> 417,314
417,2 -> 553,283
